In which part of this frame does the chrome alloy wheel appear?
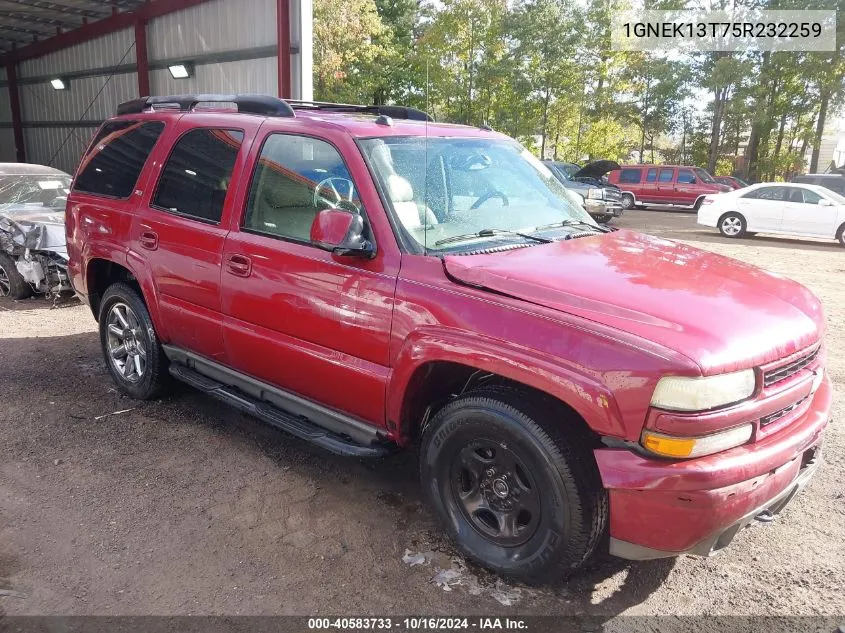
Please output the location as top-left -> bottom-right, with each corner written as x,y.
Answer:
105,302 -> 147,383
721,216 -> 743,236
0,264 -> 10,297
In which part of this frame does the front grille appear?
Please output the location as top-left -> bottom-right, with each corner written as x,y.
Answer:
604,188 -> 622,202
763,347 -> 819,387
760,396 -> 808,427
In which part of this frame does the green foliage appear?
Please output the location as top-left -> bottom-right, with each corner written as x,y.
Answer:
312,0 -> 845,179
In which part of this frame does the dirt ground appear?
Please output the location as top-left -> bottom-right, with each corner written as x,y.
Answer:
1,209 -> 843,620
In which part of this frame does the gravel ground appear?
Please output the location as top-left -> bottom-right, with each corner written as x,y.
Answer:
0,209 -> 843,620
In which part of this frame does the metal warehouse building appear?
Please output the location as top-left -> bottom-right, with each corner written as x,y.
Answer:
0,0 -> 312,174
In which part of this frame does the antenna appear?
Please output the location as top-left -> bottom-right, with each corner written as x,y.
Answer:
424,58 -> 430,254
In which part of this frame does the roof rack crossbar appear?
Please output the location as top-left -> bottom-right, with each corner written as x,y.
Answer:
285,99 -> 433,122
116,94 -> 295,118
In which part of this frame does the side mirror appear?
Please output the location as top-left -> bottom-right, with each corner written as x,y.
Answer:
310,208 -> 375,258
819,198 -> 834,207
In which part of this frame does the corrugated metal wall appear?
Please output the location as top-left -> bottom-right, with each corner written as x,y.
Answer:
0,67 -> 14,163
6,0 -> 280,173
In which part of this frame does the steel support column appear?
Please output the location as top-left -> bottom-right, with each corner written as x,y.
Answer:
277,0 -> 291,98
134,18 -> 150,97
6,62 -> 25,162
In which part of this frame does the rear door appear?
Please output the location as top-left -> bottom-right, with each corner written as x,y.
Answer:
130,115 -> 258,362
655,167 -> 676,203
735,186 -> 787,232
782,186 -> 839,236
617,168 -> 644,200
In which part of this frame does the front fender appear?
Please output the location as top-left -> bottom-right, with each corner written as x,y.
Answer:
386,326 -> 627,441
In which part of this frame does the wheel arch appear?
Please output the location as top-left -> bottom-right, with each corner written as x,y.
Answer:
387,329 -> 624,446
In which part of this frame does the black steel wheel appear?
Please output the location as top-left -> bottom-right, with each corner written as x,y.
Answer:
420,387 -> 607,584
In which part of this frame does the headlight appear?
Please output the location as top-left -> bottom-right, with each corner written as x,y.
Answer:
641,424 -> 753,458
586,188 -> 604,200
650,369 -> 756,412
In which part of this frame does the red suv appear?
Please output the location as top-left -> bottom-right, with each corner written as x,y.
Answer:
66,95 -> 830,583
608,164 -> 731,210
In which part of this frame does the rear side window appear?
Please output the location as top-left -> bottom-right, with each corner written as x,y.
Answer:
74,121 -> 165,199
618,168 -> 641,184
646,168 -> 657,182
677,169 -> 695,184
743,186 -> 787,201
658,168 -> 674,183
152,128 -> 244,224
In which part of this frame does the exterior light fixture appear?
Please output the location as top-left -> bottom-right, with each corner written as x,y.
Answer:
50,78 -> 69,90
167,63 -> 194,79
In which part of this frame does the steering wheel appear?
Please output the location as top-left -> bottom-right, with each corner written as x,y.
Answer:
470,190 -> 509,210
314,177 -> 359,213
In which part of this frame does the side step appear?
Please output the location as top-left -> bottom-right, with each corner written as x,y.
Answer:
169,363 -> 392,458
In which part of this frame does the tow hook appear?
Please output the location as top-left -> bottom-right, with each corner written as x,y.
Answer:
755,510 -> 776,524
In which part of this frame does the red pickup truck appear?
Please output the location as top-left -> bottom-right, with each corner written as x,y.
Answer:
66,95 -> 830,583
608,164 -> 731,210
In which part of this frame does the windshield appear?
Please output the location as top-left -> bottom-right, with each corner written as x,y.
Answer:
360,137 -> 597,252
694,168 -> 716,184
821,188 -> 845,204
0,175 -> 71,218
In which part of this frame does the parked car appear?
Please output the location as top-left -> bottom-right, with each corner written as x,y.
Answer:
713,175 -> 749,190
67,95 -> 830,584
607,164 -> 731,210
543,160 -> 623,223
698,181 -> 845,246
791,173 -> 845,196
0,163 -> 73,300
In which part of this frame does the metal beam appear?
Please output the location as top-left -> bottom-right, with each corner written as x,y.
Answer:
6,62 -> 26,162
134,18 -> 149,96
277,0 -> 291,98
0,0 -> 214,65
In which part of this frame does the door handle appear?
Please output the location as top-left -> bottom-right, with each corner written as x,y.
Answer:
226,254 -> 252,277
139,230 -> 159,250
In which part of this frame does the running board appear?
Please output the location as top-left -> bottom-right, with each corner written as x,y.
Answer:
168,363 -> 392,458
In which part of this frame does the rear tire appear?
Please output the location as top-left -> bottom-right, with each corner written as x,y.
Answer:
620,193 -> 635,210
837,224 -> 845,247
718,212 -> 746,238
419,387 -> 607,584
99,282 -> 171,400
0,252 -> 32,300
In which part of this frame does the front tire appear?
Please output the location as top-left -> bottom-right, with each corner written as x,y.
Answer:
837,224 -> 845,247
419,388 -> 607,584
718,212 -> 746,238
99,282 -> 170,400
0,252 -> 32,300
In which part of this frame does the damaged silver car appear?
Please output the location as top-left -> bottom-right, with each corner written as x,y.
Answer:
0,163 -> 73,300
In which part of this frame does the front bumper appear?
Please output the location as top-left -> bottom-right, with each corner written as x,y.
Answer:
584,199 -> 623,218
596,375 -> 831,559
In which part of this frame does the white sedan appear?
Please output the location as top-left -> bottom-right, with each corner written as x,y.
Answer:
697,182 -> 845,247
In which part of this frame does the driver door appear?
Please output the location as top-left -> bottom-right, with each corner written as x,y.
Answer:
219,130 -> 399,426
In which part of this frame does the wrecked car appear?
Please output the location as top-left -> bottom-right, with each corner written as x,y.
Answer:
542,159 -> 623,223
0,163 -> 73,300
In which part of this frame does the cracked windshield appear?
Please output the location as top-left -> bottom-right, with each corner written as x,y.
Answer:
361,137 -> 599,251
0,175 -> 71,222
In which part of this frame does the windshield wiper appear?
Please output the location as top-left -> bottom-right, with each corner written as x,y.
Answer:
434,228 -> 553,247
535,219 -> 611,234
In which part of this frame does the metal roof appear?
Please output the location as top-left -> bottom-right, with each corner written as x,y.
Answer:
0,0 -> 147,56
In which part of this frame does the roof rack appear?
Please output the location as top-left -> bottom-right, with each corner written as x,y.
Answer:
286,100 -> 433,122
116,94 -> 295,117
115,94 -> 433,122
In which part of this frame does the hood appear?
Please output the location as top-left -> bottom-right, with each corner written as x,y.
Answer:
444,230 -> 823,373
573,160 -> 620,180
